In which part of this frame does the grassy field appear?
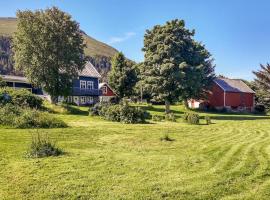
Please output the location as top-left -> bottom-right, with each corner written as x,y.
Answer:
1,105 -> 270,199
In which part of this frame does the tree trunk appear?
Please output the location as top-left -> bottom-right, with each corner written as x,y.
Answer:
184,99 -> 189,109
165,100 -> 170,114
51,96 -> 58,105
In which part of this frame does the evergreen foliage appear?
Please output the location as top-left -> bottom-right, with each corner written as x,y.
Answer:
108,52 -> 137,98
253,63 -> 270,110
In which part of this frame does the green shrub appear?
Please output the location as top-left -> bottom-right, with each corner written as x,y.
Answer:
0,77 -> 6,87
28,131 -> 63,158
152,115 -> 164,122
15,110 -> 67,128
0,104 -> 20,126
95,103 -> 147,124
165,113 -> 176,122
205,115 -> 211,125
0,87 -> 43,109
89,102 -> 110,116
0,104 -> 67,128
183,112 -> 200,125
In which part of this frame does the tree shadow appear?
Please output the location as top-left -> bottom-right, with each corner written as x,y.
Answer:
210,115 -> 270,121
65,105 -> 89,116
145,106 -> 184,115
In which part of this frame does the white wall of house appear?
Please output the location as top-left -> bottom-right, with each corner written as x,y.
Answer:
99,96 -> 114,102
188,100 -> 200,108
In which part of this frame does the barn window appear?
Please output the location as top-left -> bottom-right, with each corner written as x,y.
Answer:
102,86 -> 107,94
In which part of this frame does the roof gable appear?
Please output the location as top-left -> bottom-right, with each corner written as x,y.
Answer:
99,82 -> 116,94
214,78 -> 255,93
79,62 -> 101,78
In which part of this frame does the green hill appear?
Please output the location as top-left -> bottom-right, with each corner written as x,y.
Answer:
0,17 -> 117,58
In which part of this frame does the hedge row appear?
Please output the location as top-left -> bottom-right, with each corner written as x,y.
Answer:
0,104 -> 67,128
0,88 -> 43,109
90,102 -> 147,124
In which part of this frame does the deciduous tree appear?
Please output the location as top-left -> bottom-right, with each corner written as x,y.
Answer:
13,7 -> 85,103
141,19 -> 215,113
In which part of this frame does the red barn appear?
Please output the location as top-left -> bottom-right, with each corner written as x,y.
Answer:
99,82 -> 116,102
188,78 -> 255,111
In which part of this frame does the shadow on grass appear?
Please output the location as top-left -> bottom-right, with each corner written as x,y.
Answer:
64,105 -> 89,116
145,106 -> 184,115
210,115 -> 270,121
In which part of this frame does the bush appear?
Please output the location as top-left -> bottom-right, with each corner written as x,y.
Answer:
183,112 -> 200,125
0,104 -> 67,128
28,131 -> 63,158
0,104 -> 20,125
89,102 -> 110,116
0,88 -> 43,109
152,115 -> 164,122
165,113 -> 176,122
92,102 -> 147,124
205,115 -> 211,125
254,104 -> 265,113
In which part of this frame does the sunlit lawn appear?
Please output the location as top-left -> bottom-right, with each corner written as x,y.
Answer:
1,105 -> 270,199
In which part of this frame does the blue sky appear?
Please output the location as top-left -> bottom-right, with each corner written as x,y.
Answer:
1,0 -> 270,80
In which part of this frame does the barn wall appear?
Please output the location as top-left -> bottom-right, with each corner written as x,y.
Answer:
242,93 -> 254,107
102,85 -> 115,97
208,83 -> 224,107
225,92 -> 241,107
225,92 -> 254,108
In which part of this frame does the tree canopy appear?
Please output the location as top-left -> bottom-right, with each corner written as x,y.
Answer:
141,19 -> 215,112
108,52 -> 137,99
253,63 -> 270,109
12,7 -> 85,103
0,77 -> 6,88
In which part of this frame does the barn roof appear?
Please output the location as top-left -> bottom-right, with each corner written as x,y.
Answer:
79,62 -> 101,78
214,78 -> 255,93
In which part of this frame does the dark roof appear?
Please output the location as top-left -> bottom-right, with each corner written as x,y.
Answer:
79,62 -> 101,78
214,78 -> 255,93
1,75 -> 29,83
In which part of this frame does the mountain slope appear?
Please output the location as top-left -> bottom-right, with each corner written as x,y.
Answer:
0,17 -> 117,58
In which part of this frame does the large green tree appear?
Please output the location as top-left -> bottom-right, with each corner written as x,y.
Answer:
253,63 -> 270,109
12,7 -> 85,103
141,19 -> 215,113
108,52 -> 137,99
0,77 -> 6,87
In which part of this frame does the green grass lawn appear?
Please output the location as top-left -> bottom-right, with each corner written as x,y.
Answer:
1,105 -> 270,199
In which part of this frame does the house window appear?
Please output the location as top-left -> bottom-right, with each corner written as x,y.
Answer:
86,96 -> 94,103
81,96 -> 86,104
80,80 -> 86,89
87,81 -> 94,89
102,86 -> 107,94
73,96 -> 79,104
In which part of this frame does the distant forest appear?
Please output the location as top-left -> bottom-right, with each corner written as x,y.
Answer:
0,36 -> 112,82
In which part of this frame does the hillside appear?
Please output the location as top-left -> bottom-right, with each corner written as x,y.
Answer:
0,17 -> 117,80
0,17 -> 117,58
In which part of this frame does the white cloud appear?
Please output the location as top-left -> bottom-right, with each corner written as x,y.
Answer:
108,32 -> 136,44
